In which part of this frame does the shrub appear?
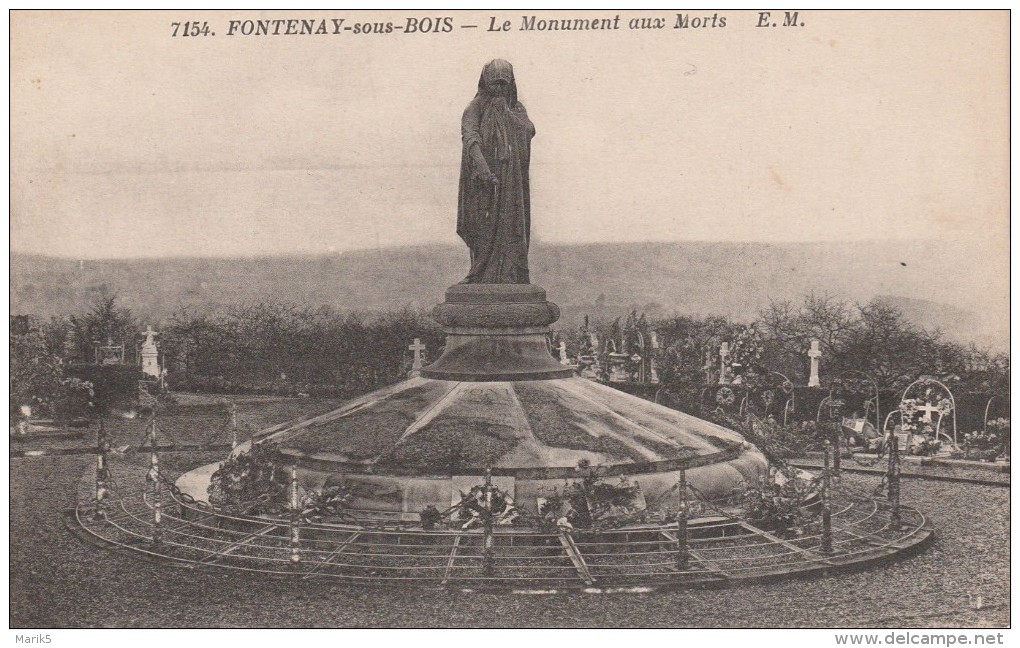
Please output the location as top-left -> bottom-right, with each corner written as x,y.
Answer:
65,364 -> 146,415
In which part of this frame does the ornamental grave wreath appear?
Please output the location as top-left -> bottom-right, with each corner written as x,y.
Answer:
537,460 -> 645,530
740,466 -> 818,538
207,442 -> 290,515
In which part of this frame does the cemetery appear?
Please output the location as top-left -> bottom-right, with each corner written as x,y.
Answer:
8,37 -> 1009,628
9,275 -> 1009,626
8,252 -> 1009,627
6,160 -> 1011,623
62,301 -> 1006,590
7,283 -> 1007,624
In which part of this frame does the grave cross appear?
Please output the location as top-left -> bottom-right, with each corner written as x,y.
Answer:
916,391 -> 941,424
718,342 -> 730,385
408,338 -> 426,378
807,339 -> 822,388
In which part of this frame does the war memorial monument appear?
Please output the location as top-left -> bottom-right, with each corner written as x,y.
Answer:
72,59 -> 933,590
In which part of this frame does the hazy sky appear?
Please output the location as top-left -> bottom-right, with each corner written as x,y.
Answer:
10,10 -> 1010,265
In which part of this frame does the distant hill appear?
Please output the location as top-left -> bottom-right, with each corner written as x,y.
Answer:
871,295 -> 986,343
10,240 -> 1008,349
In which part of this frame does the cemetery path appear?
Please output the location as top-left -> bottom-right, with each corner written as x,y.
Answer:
11,455 -> 1008,628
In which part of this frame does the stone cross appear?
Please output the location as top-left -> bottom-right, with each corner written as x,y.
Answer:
808,339 -> 822,388
718,342 -> 730,385
408,338 -> 426,378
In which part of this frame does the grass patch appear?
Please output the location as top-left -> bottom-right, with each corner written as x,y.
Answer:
280,383 -> 452,461
514,383 -> 644,462
375,420 -> 519,475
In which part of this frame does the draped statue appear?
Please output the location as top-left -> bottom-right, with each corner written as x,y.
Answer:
457,59 -> 536,284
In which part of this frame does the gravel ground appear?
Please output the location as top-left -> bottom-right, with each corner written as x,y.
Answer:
793,457 -> 1010,486
11,452 -> 1008,628
10,397 -> 350,454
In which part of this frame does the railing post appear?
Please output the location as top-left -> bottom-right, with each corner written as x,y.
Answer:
94,418 -> 110,522
676,468 -> 690,570
147,409 -> 157,449
831,424 -> 842,481
148,448 -> 163,546
887,431 -> 902,530
289,464 -> 301,563
820,440 -> 833,554
145,406 -> 164,544
229,401 -> 238,449
482,468 -> 495,577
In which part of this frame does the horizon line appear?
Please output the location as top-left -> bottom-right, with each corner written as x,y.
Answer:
11,237 -> 951,263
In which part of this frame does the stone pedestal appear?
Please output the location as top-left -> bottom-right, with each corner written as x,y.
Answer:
141,342 -> 159,379
423,284 -> 573,381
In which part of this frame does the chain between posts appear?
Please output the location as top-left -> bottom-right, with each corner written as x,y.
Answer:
87,437 -> 925,584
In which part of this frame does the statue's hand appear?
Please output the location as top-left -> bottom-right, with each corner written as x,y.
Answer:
473,169 -> 498,187
471,165 -> 493,182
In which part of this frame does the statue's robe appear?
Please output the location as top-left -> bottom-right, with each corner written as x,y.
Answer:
457,95 -> 535,284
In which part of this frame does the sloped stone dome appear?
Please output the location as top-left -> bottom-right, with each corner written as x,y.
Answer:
265,376 -> 756,476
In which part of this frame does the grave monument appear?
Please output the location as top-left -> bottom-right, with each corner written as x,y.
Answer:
140,325 -> 160,379
808,339 -> 822,388
74,60 -> 932,592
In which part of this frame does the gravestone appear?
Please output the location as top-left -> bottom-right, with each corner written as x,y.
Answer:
718,341 -> 732,385
808,339 -> 822,388
408,338 -> 426,378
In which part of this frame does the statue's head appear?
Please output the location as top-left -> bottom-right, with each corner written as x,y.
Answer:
477,59 -> 518,106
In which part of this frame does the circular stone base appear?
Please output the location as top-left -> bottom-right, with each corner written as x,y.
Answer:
422,331 -> 575,381
431,283 -> 561,328
173,376 -> 768,514
174,447 -> 764,521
